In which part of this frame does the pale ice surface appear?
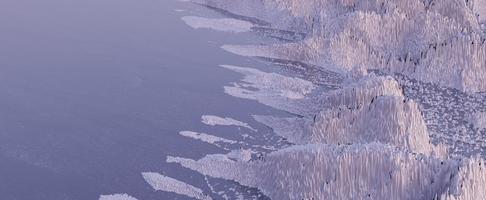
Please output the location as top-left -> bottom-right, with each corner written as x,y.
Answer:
168,143 -> 486,200
161,0 -> 486,199
310,74 -> 443,156
221,65 -> 315,100
215,0 -> 486,93
201,115 -> 256,131
179,131 -> 237,145
467,112 -> 486,131
474,0 -> 486,23
252,115 -> 307,144
142,172 -> 212,200
221,44 -> 274,59
221,64 -> 319,115
314,96 -> 431,149
99,194 -> 137,200
320,74 -> 403,109
181,16 -> 254,33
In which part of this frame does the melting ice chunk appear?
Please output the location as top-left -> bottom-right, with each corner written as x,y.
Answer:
201,115 -> 256,131
221,64 -> 318,115
99,194 -> 137,200
182,16 -> 254,33
142,172 -> 212,200
179,130 -> 237,145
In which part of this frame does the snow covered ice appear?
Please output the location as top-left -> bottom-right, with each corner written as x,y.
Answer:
201,115 -> 257,131
142,172 -> 212,200
99,194 -> 138,200
182,16 -> 254,33
160,0 -> 486,199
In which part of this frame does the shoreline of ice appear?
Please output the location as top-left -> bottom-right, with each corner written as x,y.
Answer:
156,0 -> 486,199
99,194 -> 138,200
142,172 -> 212,200
181,16 -> 254,33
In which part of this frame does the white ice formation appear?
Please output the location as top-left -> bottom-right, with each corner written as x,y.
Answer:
179,131 -> 237,145
210,0 -> 486,93
311,74 -> 438,155
221,65 -> 315,100
201,115 -> 256,131
467,112 -> 486,131
181,16 -> 254,33
99,194 -> 138,200
253,115 -> 308,144
142,172 -> 212,200
221,64 -> 319,115
168,144 -> 486,200
169,70 -> 486,199
169,0 -> 486,199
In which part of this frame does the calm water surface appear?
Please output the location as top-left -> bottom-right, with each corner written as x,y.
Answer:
0,0 -> 282,199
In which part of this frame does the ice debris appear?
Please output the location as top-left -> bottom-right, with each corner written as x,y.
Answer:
202,115 -> 256,131
182,16 -> 254,33
142,172 -> 212,200
99,194 -> 137,200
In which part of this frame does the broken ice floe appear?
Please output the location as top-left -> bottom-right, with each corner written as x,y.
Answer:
255,57 -> 344,89
221,64 -> 319,115
201,115 -> 256,131
180,128 -> 282,152
221,43 -> 335,72
252,115 -> 308,145
142,172 -> 212,200
190,0 -> 271,27
182,16 -> 254,33
179,131 -> 237,146
99,194 -> 137,200
181,14 -> 305,41
221,65 -> 315,100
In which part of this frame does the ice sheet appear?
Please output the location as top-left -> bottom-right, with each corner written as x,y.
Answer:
201,115 -> 256,131
142,172 -> 212,200
221,64 -> 318,115
182,16 -> 254,33
179,131 -> 237,145
99,194 -> 137,200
